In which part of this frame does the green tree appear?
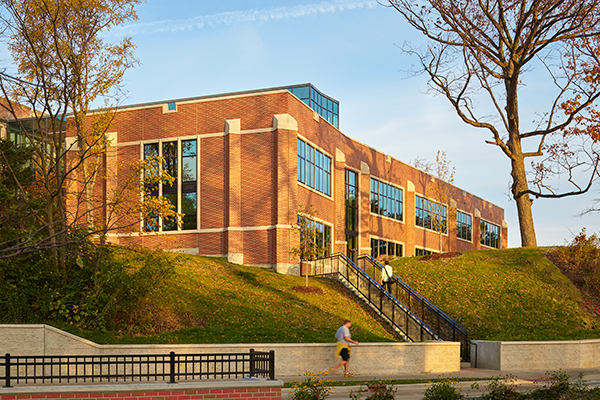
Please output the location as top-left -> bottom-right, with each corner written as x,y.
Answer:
385,0 -> 600,247
291,206 -> 327,286
0,0 -> 176,266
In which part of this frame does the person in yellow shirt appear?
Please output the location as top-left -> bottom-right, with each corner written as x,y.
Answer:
329,319 -> 359,377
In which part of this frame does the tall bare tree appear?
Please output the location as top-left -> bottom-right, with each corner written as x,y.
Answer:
385,0 -> 600,247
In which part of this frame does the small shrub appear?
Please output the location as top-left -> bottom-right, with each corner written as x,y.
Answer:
289,371 -> 332,400
349,380 -> 397,400
481,376 -> 523,400
422,379 -> 462,400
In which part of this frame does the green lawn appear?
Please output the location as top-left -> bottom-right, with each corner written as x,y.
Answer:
67,255 -> 400,344
390,248 -> 600,341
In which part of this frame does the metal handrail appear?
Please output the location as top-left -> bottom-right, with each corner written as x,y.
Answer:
358,254 -> 471,362
303,253 -> 438,343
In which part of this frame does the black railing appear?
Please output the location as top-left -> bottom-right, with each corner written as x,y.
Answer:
302,253 -> 438,343
1,349 -> 275,387
357,254 -> 471,362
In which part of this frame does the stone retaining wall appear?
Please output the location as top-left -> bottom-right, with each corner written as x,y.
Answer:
472,339 -> 600,370
0,325 -> 460,376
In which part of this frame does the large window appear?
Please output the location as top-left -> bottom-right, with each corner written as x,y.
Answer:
297,139 -> 331,196
297,215 -> 332,259
480,220 -> 500,248
371,238 -> 403,259
143,139 -> 197,232
456,211 -> 472,241
345,169 -> 358,261
370,178 -> 403,221
415,195 -> 447,233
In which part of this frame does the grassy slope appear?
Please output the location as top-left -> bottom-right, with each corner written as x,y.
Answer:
74,255 -> 399,344
390,247 -> 600,341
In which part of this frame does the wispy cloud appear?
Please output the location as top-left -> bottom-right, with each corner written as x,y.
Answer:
111,0 -> 378,36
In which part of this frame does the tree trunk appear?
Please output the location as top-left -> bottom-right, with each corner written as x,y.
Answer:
511,155 -> 538,247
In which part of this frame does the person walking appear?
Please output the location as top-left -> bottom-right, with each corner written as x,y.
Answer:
381,260 -> 393,292
329,319 -> 359,377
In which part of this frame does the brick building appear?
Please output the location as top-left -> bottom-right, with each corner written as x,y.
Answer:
94,84 -> 506,274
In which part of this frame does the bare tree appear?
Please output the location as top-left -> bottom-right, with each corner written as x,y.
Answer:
385,0 -> 600,247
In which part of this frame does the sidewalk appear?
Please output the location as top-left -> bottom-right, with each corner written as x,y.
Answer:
280,367 -> 600,400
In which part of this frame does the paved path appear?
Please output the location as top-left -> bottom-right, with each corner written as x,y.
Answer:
280,368 -> 600,400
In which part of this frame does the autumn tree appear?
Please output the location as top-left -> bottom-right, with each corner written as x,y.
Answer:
385,0 -> 600,247
291,206 -> 327,286
0,0 -> 178,265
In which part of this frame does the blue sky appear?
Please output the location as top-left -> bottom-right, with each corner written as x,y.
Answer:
109,0 -> 600,247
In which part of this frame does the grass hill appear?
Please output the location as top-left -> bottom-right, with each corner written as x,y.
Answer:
65,246 -> 600,344
389,247 -> 600,341
71,254 -> 400,344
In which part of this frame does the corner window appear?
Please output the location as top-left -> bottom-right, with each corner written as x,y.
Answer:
370,178 -> 403,221
297,138 -> 331,196
480,220 -> 500,248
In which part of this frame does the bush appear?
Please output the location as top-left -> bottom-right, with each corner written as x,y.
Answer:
422,379 -> 462,400
481,376 -> 523,400
289,372 -> 332,400
0,242 -> 175,332
349,380 -> 397,400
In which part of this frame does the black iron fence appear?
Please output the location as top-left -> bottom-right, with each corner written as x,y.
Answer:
1,349 -> 275,387
302,253 -> 438,343
357,254 -> 471,362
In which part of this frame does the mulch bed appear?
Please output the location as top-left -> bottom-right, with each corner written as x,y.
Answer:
418,252 -> 463,261
292,286 -> 324,294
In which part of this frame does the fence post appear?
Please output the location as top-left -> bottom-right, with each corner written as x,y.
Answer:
169,352 -> 176,384
3,353 -> 11,388
268,350 -> 275,380
249,349 -> 255,377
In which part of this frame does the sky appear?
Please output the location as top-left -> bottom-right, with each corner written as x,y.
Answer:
105,0 -> 600,247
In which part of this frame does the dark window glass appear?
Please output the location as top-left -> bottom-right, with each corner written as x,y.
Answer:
297,139 -> 305,184
396,243 -> 403,257
396,188 -> 403,221
163,193 -> 178,231
370,179 -> 379,214
457,211 -> 472,241
324,155 -> 331,196
371,238 -> 379,258
182,192 -> 197,230
480,220 -> 500,248
306,144 -> 315,188
315,151 -> 323,192
415,248 -> 435,257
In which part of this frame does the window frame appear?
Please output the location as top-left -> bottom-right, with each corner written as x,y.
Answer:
456,210 -> 473,242
415,194 -> 448,234
297,137 -> 332,198
480,219 -> 501,248
370,177 -> 404,222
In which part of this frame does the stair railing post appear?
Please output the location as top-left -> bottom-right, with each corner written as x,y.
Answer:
169,351 -> 176,384
249,349 -> 256,378
3,353 -> 11,388
268,350 -> 275,380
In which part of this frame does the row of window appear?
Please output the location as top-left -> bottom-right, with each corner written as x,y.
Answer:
297,216 -> 332,259
370,178 -> 403,221
289,85 -> 339,128
297,139 -> 332,196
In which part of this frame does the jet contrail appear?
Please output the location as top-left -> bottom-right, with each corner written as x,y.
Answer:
110,0 -> 379,36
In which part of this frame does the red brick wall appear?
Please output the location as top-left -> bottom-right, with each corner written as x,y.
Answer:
75,88 -> 507,267
0,387 -> 281,400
